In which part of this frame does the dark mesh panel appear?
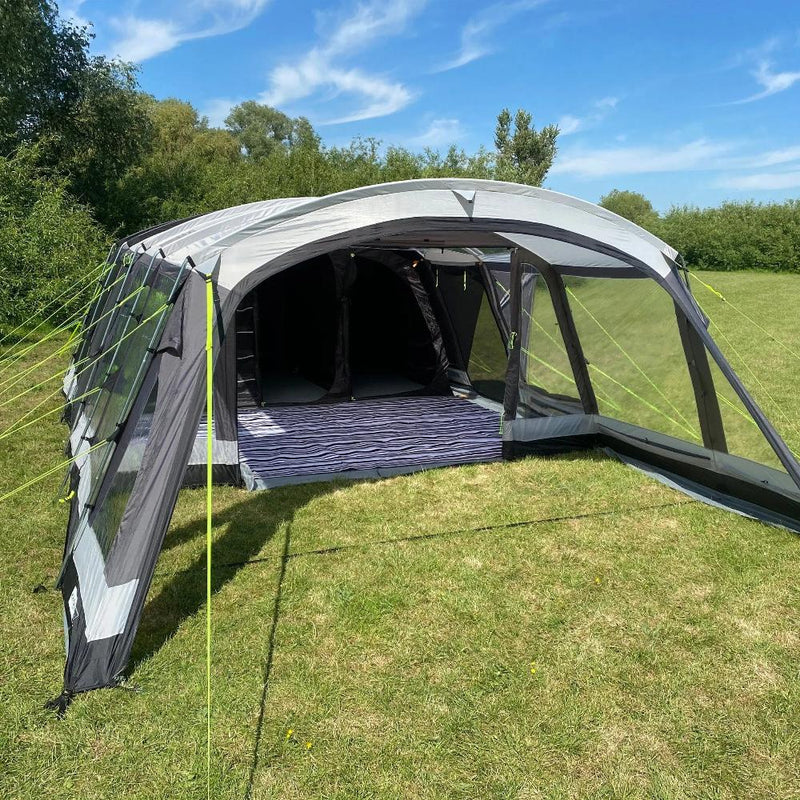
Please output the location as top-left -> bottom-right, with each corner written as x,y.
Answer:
565,276 -> 701,443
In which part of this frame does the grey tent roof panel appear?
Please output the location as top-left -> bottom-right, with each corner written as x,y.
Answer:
136,179 -> 678,292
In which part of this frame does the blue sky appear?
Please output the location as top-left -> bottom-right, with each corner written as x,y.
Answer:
64,0 -> 800,210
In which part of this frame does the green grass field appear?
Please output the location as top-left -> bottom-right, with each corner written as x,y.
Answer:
1,271 -> 799,799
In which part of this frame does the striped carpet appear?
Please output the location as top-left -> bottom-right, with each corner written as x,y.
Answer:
238,395 -> 502,488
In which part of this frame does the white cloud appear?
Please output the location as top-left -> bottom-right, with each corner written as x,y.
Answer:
557,115 -> 583,135
61,0 -> 90,29
260,0 -> 424,124
552,135 -> 800,186
552,139 -> 734,178
107,0 -> 270,62
718,171 -> 800,191
557,96 -> 619,136
436,0 -> 549,72
730,60 -> 800,103
200,98 -> 241,128
407,118 -> 464,148
726,145 -> 800,168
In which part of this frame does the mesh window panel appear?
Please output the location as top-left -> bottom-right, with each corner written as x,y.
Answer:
74,256 -> 141,401
564,276 -> 702,444
90,269 -> 175,439
89,382 -> 159,556
467,280 -> 508,403
687,273 -> 800,473
707,356 -> 788,474
68,262 -> 186,557
522,271 -> 580,404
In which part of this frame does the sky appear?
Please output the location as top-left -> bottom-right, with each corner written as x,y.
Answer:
63,0 -> 800,210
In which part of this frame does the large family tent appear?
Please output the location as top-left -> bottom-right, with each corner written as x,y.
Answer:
57,178 -> 800,697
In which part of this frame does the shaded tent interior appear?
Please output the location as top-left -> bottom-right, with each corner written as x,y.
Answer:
237,251 -> 455,406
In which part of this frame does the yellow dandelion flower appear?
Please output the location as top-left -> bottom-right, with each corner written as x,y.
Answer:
306,741 -> 313,750
285,729 -> 294,740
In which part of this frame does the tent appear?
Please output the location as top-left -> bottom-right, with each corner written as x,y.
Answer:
56,178 -> 800,698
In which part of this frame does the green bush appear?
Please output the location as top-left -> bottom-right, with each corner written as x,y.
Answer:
656,201 -> 800,273
0,147 -> 110,326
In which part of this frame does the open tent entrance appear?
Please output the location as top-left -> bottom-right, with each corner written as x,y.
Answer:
233,249 -> 503,488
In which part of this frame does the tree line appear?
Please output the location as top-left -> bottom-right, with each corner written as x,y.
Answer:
0,1 -> 797,325
599,190 -> 800,274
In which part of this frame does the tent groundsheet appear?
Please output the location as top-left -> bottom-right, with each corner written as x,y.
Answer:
235,395 -> 502,489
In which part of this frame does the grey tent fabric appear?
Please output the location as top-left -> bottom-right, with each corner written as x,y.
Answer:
55,178 -> 800,702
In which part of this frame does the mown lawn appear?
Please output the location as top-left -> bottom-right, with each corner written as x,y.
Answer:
0,271 -> 799,799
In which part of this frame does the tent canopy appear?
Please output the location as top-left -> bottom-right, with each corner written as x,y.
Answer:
56,178 -> 800,699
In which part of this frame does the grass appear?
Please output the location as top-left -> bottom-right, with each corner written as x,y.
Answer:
0,271 -> 799,799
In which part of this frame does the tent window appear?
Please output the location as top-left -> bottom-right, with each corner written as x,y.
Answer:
564,276 -> 701,443
466,277 -> 508,403
706,356 -> 789,473
518,269 -> 581,409
89,381 -> 159,556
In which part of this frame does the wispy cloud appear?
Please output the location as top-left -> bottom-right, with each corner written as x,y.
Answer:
260,1 -> 424,124
729,59 -> 800,104
200,97 -> 241,128
552,135 -> 800,188
61,0 -> 90,29
557,96 -> 618,136
406,118 -> 465,148
551,139 -> 735,178
718,171 -> 800,191
107,0 -> 270,63
436,0 -> 549,72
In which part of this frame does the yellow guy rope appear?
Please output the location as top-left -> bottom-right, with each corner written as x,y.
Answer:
565,286 -> 700,437
0,261 -> 110,351
0,284 -> 147,396
205,273 -> 214,799
688,272 -> 800,363
0,386 -> 100,441
0,302 -> 168,410
0,438 -> 109,505
0,271 -> 126,375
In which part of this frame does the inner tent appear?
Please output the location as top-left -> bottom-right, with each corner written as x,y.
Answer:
227,248 -> 505,488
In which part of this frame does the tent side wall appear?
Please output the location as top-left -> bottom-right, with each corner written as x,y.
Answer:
60,268 -> 213,693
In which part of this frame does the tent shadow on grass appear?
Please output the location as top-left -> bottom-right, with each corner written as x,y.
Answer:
128,480 -> 338,673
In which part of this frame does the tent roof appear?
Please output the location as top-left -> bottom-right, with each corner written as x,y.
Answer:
129,179 -> 680,292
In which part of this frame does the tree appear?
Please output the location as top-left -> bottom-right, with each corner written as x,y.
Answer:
493,108 -> 559,186
0,0 -> 90,147
0,1 -> 152,227
0,146 -> 109,324
225,101 -> 320,160
599,189 -> 659,231
107,98 -> 242,233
